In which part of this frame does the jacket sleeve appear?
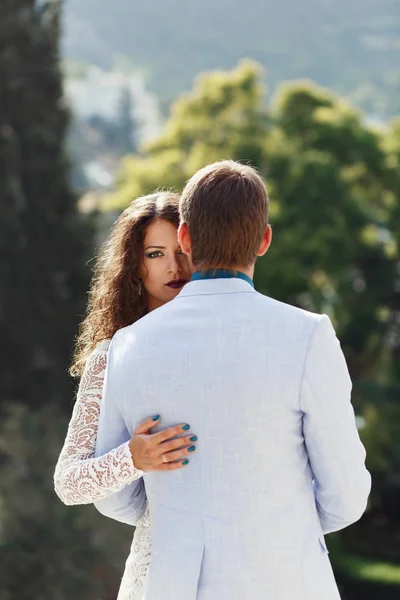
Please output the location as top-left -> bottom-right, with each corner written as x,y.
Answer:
93,337 -> 147,525
300,315 -> 371,534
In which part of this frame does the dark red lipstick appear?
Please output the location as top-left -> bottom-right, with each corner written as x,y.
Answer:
166,279 -> 187,289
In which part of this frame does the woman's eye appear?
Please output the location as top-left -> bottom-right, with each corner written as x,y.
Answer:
147,251 -> 163,259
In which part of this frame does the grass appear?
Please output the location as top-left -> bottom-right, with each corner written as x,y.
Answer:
337,554 -> 400,586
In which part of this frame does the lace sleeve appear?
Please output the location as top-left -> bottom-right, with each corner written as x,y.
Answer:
54,340 -> 144,505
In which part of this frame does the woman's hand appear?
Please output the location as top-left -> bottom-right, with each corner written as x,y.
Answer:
129,416 -> 197,471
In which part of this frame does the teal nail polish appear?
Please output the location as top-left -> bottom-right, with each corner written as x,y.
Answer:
182,459 -> 189,465
182,424 -> 190,431
152,415 -> 160,421
188,446 -> 196,452
189,436 -> 197,442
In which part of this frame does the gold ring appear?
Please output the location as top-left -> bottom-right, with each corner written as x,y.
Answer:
162,454 -> 169,463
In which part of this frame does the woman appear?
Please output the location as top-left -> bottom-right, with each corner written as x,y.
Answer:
54,192 -> 196,600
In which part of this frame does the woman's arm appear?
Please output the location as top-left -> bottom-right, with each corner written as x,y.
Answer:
54,340 -> 144,505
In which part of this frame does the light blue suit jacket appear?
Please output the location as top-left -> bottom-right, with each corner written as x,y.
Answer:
94,278 -> 371,600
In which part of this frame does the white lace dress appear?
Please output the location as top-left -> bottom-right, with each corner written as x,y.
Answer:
54,340 -> 151,600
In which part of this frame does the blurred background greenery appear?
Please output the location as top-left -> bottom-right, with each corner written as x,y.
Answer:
0,1 -> 399,599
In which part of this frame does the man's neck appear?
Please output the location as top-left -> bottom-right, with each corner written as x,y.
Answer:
191,264 -> 255,280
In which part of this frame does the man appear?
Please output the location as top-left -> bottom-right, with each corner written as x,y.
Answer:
94,160 -> 371,599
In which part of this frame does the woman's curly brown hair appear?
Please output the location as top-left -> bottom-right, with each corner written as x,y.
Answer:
70,191 -> 181,377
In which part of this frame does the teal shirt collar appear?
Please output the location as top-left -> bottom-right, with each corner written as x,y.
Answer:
191,269 -> 254,288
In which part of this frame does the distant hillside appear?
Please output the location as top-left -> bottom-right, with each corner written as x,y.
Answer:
63,0 -> 399,115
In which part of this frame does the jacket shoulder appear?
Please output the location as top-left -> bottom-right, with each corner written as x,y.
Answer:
254,292 -> 322,325
111,300 -> 175,348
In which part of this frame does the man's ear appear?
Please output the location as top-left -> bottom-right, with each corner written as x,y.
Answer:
178,222 -> 191,256
256,225 -> 272,257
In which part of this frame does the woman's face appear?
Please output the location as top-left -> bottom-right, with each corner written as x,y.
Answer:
140,218 -> 191,312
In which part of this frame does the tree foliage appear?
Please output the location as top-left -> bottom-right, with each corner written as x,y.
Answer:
0,3 -> 129,598
0,0 -> 90,412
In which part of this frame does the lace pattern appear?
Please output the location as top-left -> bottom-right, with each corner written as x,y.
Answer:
54,340 -> 144,504
118,504 -> 152,600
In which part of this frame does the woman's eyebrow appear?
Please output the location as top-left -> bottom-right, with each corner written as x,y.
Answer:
144,245 -> 165,250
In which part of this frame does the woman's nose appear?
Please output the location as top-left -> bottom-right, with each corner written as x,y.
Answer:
168,255 -> 182,276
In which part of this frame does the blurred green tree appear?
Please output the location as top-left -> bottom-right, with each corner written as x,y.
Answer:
0,3 -> 129,599
0,0 -> 91,412
104,60 -> 268,209
262,82 -> 399,378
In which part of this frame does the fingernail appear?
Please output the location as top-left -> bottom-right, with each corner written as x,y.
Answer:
152,415 -> 160,421
182,459 -> 189,465
189,436 -> 197,442
188,446 -> 196,452
182,424 -> 190,431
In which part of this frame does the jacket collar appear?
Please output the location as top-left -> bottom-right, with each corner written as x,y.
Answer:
177,277 -> 256,298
